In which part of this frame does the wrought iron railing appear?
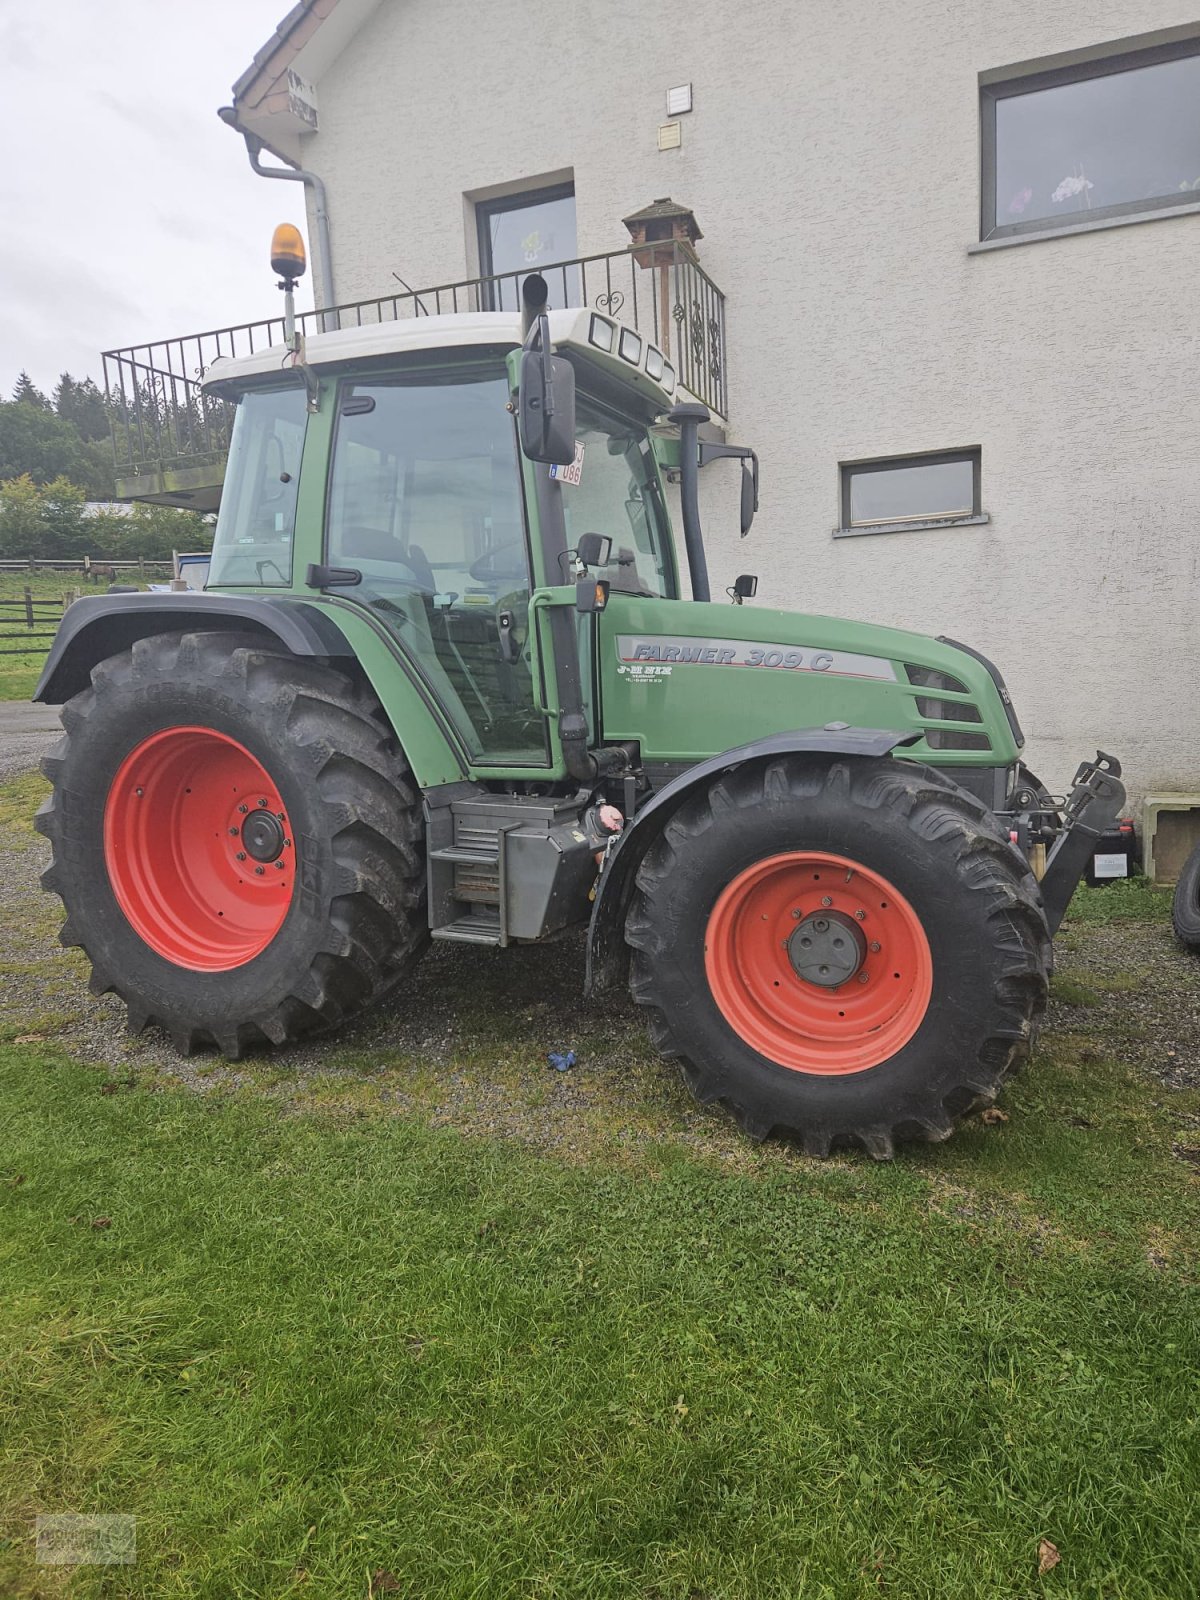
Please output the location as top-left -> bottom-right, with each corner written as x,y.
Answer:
101,243 -> 727,492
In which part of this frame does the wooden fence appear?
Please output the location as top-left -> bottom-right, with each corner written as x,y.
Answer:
0,588 -> 80,657
0,557 -> 174,584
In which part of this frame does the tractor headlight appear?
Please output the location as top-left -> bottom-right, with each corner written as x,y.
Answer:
618,329 -> 642,365
588,315 -> 615,353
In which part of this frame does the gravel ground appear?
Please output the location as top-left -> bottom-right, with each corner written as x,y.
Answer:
1047,920 -> 1200,1091
2,755 -> 1198,1163
0,702 -> 60,784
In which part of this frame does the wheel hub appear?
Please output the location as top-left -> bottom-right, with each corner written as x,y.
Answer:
787,910 -> 866,987
103,726 -> 294,972
241,810 -> 285,863
703,850 -> 934,1075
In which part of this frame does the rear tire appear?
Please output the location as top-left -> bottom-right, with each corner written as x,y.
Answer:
624,756 -> 1052,1157
37,630 -> 427,1058
1172,843 -> 1200,949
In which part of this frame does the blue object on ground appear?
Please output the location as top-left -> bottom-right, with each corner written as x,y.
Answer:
547,1050 -> 576,1072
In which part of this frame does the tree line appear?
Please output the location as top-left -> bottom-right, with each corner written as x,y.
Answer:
0,372 -> 212,560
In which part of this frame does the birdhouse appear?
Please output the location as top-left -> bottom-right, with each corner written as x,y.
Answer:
622,198 -> 703,270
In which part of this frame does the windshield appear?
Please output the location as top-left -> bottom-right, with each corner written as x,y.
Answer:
565,396 -> 675,598
207,386 -> 308,588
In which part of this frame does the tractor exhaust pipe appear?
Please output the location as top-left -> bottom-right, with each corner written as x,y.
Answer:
668,402 -> 712,603
521,273 -> 550,339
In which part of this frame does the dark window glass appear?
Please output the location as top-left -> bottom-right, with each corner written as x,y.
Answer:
841,451 -> 979,530
984,41 -> 1200,239
477,184 -> 580,311
327,367 -> 548,766
208,387 -> 307,587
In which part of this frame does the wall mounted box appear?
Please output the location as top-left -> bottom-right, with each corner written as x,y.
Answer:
1142,795 -> 1200,886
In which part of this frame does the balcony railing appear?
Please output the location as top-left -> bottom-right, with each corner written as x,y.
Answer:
101,243 -> 727,506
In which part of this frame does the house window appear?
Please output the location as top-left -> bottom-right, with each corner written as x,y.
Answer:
837,450 -> 982,537
981,37 -> 1200,241
476,182 -> 580,311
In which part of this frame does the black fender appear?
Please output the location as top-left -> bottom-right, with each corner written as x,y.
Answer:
34,592 -> 355,704
585,727 -> 920,995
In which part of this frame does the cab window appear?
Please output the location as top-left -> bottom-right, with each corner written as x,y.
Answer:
207,386 -> 307,587
565,397 -> 675,598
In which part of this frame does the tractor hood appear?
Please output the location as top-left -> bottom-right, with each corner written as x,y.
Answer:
594,596 -> 1023,770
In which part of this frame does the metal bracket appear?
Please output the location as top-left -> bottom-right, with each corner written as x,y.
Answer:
1039,750 -> 1127,933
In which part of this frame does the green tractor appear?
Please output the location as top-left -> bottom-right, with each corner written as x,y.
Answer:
34,250 -> 1124,1156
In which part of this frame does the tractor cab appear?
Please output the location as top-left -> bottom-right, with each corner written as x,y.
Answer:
200,293 -> 682,771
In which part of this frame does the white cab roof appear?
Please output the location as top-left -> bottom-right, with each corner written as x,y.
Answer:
200,305 -> 678,408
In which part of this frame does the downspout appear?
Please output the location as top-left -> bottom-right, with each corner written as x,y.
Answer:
217,107 -> 337,330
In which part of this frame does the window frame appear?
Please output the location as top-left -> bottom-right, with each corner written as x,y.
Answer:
980,35 -> 1200,242
837,448 -> 983,539
475,181 -> 578,310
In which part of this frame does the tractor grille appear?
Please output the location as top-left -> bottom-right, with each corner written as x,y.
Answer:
904,663 -> 969,694
453,819 -> 501,855
921,728 -> 992,752
915,696 -> 983,724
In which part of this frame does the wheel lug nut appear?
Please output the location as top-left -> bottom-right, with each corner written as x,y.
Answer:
135,786 -> 144,797
821,895 -> 832,907
236,851 -> 246,861
238,803 -> 248,814
792,909 -> 802,920
855,910 -> 866,921
229,827 -> 239,836
276,811 -> 286,821
254,866 -> 265,876
858,972 -> 869,984
258,798 -> 269,808
274,860 -> 285,870
283,838 -> 291,848
870,941 -> 881,953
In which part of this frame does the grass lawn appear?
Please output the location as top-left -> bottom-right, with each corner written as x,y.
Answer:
1,797 -> 1198,1599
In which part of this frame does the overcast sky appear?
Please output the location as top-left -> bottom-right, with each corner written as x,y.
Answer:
0,0 -> 313,398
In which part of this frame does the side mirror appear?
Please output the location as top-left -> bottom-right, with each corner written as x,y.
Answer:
518,312 -> 577,466
576,532 -> 612,569
729,573 -> 758,605
740,455 -> 760,537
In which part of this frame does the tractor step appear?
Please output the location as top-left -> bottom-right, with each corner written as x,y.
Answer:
423,788 -> 597,948
432,909 -> 503,946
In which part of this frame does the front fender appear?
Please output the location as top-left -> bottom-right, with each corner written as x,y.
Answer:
34,592 -> 355,704
585,727 -> 918,994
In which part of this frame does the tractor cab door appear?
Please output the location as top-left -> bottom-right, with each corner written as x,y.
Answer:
324,365 -> 550,768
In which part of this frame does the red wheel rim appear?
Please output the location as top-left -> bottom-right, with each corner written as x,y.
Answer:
103,727 -> 295,972
704,851 -> 932,1075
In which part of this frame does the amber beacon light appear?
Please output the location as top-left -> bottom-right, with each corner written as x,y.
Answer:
270,224 -> 307,284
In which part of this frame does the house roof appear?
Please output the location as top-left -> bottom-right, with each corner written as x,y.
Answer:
227,0 -> 383,157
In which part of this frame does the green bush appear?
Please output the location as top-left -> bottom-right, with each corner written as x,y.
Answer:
0,474 -> 211,561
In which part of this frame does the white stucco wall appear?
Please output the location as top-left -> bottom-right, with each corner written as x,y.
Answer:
293,0 -> 1200,802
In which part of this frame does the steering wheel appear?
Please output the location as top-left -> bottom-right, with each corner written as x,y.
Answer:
469,539 -> 527,583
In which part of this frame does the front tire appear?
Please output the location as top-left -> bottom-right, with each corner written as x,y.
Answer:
625,756 -> 1052,1157
1172,843 -> 1200,949
37,631 -> 427,1058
